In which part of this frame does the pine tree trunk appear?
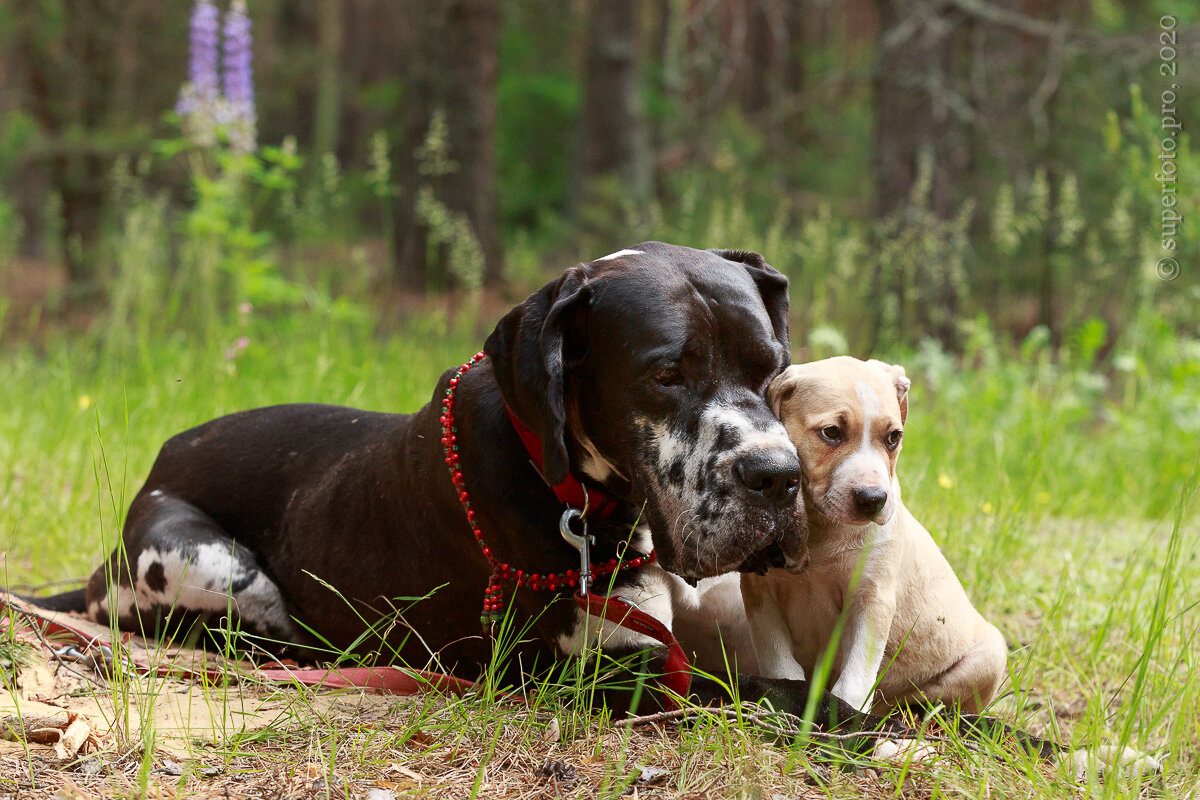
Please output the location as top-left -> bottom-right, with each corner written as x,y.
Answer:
394,0 -> 502,290
871,0 -> 967,220
314,0 -> 343,158
578,0 -> 648,202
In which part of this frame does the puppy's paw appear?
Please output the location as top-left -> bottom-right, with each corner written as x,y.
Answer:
1064,746 -> 1163,779
831,680 -> 874,714
873,738 -> 939,765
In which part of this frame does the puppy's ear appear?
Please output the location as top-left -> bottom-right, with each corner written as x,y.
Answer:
868,360 -> 911,424
767,367 -> 800,418
711,249 -> 791,368
485,266 -> 593,485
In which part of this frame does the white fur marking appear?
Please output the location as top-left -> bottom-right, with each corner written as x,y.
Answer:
827,382 -> 890,521
873,739 -> 939,764
855,381 -> 880,418
576,429 -> 624,483
594,249 -> 644,262
127,544 -> 294,634
1064,746 -> 1162,778
705,405 -> 797,456
742,574 -> 807,681
557,567 -> 674,655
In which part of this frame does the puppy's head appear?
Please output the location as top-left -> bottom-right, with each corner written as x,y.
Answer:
768,357 -> 910,527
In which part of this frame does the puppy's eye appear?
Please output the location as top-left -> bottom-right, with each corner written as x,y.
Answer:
819,425 -> 842,444
654,367 -> 683,387
885,430 -> 903,450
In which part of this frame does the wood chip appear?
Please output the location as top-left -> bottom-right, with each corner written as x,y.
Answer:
51,717 -> 91,760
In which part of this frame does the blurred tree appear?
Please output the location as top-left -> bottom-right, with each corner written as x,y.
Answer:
732,0 -> 808,139
394,0 -> 502,289
313,0 -> 344,159
4,0 -> 181,281
577,0 -> 649,203
871,0 -> 970,221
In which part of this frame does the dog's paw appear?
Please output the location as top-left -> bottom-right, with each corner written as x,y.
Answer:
872,738 -> 939,765
1064,746 -> 1163,780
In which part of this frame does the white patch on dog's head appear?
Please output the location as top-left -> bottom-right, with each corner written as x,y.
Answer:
593,248 -> 645,262
825,381 -> 893,525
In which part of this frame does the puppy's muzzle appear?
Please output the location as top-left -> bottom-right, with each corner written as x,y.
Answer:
734,449 -> 801,509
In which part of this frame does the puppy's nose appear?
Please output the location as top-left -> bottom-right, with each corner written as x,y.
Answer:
852,486 -> 888,517
735,450 -> 801,508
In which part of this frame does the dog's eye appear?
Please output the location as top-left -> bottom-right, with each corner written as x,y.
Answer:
819,425 -> 842,444
654,367 -> 683,387
885,430 -> 903,450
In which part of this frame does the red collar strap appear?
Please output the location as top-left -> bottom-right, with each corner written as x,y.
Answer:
503,406 -> 620,519
439,353 -> 656,625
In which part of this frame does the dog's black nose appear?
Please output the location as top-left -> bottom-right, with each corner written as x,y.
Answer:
852,486 -> 888,517
735,451 -> 801,508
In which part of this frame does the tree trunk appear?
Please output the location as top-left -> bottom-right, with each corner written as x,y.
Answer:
871,0 -> 967,220
313,0 -> 343,158
394,0 -> 502,290
577,0 -> 648,201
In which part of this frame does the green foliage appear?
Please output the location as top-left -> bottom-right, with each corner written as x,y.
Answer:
413,110 -> 485,291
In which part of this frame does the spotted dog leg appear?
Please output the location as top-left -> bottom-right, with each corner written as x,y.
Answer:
85,490 -> 299,647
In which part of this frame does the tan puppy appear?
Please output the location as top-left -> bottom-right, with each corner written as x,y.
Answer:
739,356 -> 1006,714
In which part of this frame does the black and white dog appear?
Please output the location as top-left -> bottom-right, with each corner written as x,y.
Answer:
36,242 -> 875,721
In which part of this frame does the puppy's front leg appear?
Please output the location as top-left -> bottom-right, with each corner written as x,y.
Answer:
830,595 -> 894,711
831,535 -> 901,712
741,573 -> 807,681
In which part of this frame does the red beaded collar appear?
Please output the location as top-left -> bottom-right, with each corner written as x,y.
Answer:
439,352 -> 656,625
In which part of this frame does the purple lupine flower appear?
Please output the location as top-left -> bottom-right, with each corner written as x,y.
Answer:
222,0 -> 257,153
176,0 -> 222,144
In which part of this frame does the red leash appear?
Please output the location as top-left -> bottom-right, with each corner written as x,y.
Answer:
574,594 -> 691,706
1,596 -> 478,697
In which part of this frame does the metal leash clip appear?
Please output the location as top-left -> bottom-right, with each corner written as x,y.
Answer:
559,507 -> 594,596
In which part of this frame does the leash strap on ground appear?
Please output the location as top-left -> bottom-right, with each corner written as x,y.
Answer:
2,594 -> 691,707
0,597 -> 475,697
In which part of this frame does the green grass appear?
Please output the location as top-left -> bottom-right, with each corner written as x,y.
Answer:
0,301 -> 1197,798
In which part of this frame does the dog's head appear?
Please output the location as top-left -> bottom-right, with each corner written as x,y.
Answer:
768,357 -> 910,527
485,242 -> 805,579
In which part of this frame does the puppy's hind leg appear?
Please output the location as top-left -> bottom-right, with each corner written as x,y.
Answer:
85,490 -> 300,649
912,622 -> 1007,714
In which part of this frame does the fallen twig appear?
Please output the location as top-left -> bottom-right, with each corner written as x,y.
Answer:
615,706 -> 979,752
5,608 -> 109,689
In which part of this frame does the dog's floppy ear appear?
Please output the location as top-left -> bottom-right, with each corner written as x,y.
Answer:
868,360 -> 911,424
710,249 -> 791,367
485,266 -> 593,486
